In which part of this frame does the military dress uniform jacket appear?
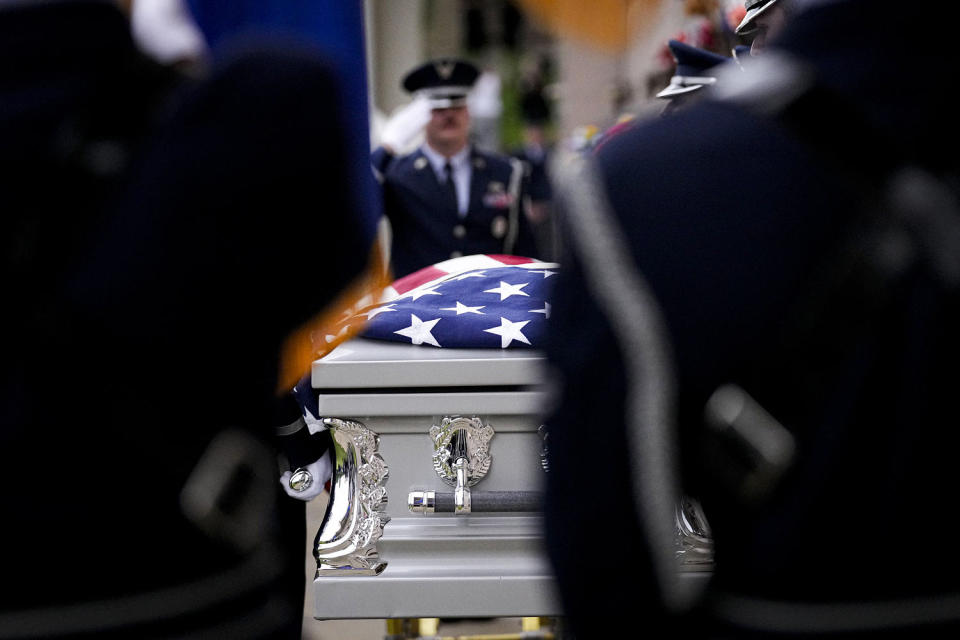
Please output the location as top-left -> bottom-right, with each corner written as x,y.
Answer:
0,2 -> 369,637
542,0 -> 960,637
373,146 -> 539,277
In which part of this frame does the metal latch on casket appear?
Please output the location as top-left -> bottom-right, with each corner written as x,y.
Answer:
408,416 -> 543,514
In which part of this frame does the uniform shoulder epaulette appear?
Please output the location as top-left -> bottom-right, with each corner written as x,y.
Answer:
472,148 -> 514,174
381,149 -> 430,179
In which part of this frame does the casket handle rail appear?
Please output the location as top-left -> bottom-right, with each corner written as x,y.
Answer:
408,489 -> 544,514
416,415 -> 500,514
314,417 -> 390,576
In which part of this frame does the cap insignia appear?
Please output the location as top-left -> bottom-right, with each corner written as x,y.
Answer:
435,61 -> 455,80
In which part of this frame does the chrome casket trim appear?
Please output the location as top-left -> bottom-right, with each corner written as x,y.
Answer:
314,418 -> 390,576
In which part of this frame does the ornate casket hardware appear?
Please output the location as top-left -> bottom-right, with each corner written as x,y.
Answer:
537,424 -> 549,473
675,496 -> 714,570
430,416 -> 494,486
314,418 -> 390,576
407,416 -> 552,515
408,489 -> 543,514
423,416 -> 494,514
430,416 -> 494,513
409,416 -> 546,514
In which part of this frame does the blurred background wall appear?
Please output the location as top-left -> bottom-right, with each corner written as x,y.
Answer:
182,0 -> 747,155
364,0 -> 748,153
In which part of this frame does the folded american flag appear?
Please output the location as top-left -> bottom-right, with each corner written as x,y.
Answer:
360,254 -> 559,349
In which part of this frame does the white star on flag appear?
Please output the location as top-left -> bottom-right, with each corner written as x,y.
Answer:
530,302 -> 551,318
440,301 -> 485,315
359,256 -> 560,349
394,314 -> 442,346
484,317 -> 531,348
365,303 -> 397,319
484,281 -> 529,301
408,285 -> 444,301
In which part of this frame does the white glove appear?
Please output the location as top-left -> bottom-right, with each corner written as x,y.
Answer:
280,454 -> 332,502
130,0 -> 207,65
278,407 -> 333,502
379,95 -> 432,155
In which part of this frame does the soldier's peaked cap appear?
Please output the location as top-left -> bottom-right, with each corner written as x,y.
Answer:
736,0 -> 781,35
656,40 -> 729,99
402,58 -> 480,109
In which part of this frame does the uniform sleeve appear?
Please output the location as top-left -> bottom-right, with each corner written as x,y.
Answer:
371,145 -> 395,183
541,255 -> 669,632
527,157 -> 552,203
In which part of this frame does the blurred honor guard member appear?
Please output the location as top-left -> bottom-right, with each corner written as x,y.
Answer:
544,0 -> 960,637
655,39 -> 731,115
0,0 -> 373,637
373,58 -> 539,278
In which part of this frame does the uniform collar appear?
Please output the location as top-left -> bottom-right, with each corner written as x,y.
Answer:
421,143 -> 471,177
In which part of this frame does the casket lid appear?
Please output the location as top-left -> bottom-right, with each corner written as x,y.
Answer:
311,338 -> 544,389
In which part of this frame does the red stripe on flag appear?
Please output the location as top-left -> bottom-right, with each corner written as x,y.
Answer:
392,266 -> 447,294
486,254 -> 536,265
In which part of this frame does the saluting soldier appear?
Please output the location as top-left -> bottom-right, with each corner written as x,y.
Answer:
373,58 -> 539,278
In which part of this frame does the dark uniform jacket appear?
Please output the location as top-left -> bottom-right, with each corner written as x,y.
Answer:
543,0 -> 960,637
511,145 -> 552,204
373,145 -> 539,277
0,2 -> 368,637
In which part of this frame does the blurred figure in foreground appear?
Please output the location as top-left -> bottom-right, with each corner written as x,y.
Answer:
544,0 -> 960,637
373,58 -> 539,278
0,0 -> 373,637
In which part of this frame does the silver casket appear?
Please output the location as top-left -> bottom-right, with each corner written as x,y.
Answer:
310,337 -> 560,619
308,336 -> 715,620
